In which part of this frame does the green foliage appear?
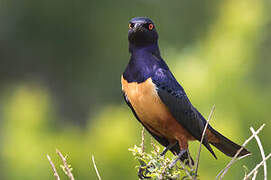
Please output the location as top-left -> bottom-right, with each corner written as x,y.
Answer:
129,144 -> 196,180
128,125 -> 270,180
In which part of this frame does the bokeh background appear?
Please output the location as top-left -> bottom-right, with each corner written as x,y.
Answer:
0,0 -> 270,179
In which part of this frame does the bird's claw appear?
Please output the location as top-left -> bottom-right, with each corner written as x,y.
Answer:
169,149 -> 187,168
160,142 -> 178,156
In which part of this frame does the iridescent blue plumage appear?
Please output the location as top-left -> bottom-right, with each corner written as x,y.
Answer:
122,17 -> 250,170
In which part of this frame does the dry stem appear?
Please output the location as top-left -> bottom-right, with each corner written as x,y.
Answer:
92,155 -> 102,180
216,124 -> 265,180
47,154 -> 61,180
251,170 -> 258,180
244,153 -> 271,180
141,127 -> 145,152
194,104 -> 215,179
56,149 -> 75,180
250,127 -> 267,180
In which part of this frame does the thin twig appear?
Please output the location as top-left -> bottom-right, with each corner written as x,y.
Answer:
179,161 -> 193,179
244,153 -> 271,180
56,149 -> 75,180
250,127 -> 267,180
141,127 -> 145,153
216,124 -> 265,180
236,153 -> 251,161
47,154 -> 61,180
251,170 -> 258,180
92,155 -> 102,180
194,104 -> 215,179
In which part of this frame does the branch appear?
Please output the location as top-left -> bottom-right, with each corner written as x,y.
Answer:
179,161 -> 193,179
141,127 -> 145,153
47,154 -> 61,180
216,124 -> 265,180
250,127 -> 267,180
92,155 -> 102,180
251,170 -> 258,180
56,149 -> 75,180
194,104 -> 215,179
244,153 -> 271,180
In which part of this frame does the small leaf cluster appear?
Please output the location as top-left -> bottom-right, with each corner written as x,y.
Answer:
129,143 -> 196,180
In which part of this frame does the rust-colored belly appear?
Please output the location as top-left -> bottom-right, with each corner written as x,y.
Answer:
121,76 -> 195,143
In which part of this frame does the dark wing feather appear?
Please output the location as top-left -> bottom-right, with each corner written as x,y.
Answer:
152,68 -> 217,158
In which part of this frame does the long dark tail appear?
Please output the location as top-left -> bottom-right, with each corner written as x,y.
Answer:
209,128 -> 251,157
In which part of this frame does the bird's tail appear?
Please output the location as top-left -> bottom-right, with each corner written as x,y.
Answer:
208,128 -> 251,157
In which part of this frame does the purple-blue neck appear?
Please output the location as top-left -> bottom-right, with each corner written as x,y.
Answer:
129,43 -> 161,58
123,42 -> 165,83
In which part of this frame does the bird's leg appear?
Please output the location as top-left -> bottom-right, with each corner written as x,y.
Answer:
169,149 -> 187,169
160,142 -> 177,156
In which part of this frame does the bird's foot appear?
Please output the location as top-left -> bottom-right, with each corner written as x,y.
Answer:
169,149 -> 187,169
160,147 -> 168,156
160,142 -> 177,156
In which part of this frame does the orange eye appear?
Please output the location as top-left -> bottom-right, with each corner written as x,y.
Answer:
148,23 -> 154,30
129,23 -> 134,29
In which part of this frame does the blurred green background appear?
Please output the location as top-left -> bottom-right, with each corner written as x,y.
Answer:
0,0 -> 270,179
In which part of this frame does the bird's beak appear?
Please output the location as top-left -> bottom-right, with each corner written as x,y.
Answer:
133,23 -> 144,32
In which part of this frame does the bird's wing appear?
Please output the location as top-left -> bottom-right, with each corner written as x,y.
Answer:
152,68 -> 217,158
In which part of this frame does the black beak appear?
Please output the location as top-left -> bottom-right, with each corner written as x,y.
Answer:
133,23 -> 144,33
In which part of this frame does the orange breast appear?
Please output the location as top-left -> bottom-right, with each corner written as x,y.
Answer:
121,76 -> 195,143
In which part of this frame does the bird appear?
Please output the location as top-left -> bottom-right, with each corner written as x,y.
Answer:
121,17 -> 250,172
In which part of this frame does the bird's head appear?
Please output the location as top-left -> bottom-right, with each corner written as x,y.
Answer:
128,17 -> 158,46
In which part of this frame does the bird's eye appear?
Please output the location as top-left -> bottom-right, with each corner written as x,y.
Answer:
148,23 -> 154,30
129,23 -> 134,29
